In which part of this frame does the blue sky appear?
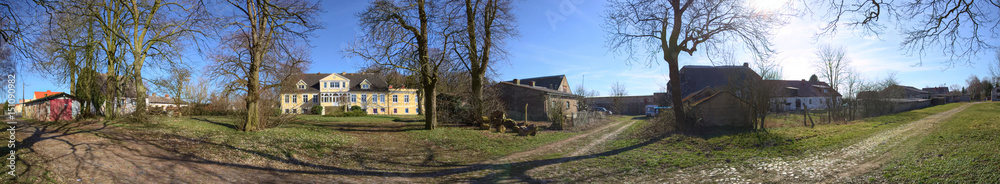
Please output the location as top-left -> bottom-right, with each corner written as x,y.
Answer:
13,0 -> 997,100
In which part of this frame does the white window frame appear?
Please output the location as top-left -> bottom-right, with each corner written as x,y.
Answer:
404,95 -> 409,103
393,95 -> 398,103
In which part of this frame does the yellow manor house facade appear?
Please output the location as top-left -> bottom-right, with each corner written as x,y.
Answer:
280,72 -> 420,115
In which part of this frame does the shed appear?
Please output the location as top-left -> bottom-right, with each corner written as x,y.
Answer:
23,92 -> 80,121
689,91 -> 750,127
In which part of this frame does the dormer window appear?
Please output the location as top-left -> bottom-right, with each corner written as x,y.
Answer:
298,84 -> 305,89
362,84 -> 370,89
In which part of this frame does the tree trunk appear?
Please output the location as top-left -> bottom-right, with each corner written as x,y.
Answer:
666,53 -> 685,128
134,71 -> 147,117
243,0 -> 263,132
423,80 -> 437,130
471,74 -> 484,123
244,49 -> 262,132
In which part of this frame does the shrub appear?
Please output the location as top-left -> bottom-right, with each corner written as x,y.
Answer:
548,104 -> 566,130
324,105 -> 345,116
344,110 -> 368,117
323,108 -> 368,117
350,105 -> 362,111
311,105 -> 323,115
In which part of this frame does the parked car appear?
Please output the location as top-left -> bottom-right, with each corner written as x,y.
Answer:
592,107 -> 612,115
645,105 -> 671,117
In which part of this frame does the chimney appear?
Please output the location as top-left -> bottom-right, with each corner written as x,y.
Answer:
530,81 -> 536,87
401,85 -> 405,89
743,62 -> 749,67
47,90 -> 51,92
389,85 -> 393,89
164,94 -> 169,98
152,93 -> 157,97
801,79 -> 805,82
513,79 -> 520,85
341,72 -> 346,75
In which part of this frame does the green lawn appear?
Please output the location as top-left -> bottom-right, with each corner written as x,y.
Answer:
874,102 -> 1000,182
545,102 -> 967,181
114,115 -> 356,159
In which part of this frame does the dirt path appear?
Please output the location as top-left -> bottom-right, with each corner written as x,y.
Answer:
658,103 -> 975,183
569,120 -> 637,157
487,119 -> 634,164
17,120 -> 342,183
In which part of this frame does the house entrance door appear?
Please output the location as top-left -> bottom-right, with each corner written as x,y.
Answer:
795,99 -> 801,110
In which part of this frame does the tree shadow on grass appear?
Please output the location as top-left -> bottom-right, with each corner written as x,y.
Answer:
17,117 -> 667,183
190,117 -> 239,130
134,128 -> 669,183
299,122 -> 426,133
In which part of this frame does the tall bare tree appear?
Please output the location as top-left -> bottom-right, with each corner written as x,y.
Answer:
185,75 -> 212,104
843,68 -> 862,120
815,44 -> 850,122
452,0 -> 517,124
150,67 -> 191,107
609,81 -> 627,114
604,0 -> 786,127
347,0 -> 461,130
119,0 -> 208,119
209,0 -> 321,131
814,44 -> 850,92
816,0 -> 1000,66
989,48 -> 1000,83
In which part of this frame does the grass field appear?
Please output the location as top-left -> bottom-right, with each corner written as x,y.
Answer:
872,102 -> 1000,182
534,103 -> 968,182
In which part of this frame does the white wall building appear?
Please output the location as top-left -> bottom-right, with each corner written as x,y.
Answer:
771,80 -> 842,111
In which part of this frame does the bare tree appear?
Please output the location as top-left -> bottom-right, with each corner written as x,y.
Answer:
754,56 -> 783,80
119,0 -> 209,119
843,68 -> 862,120
604,0 -> 787,127
989,48 -> 1000,83
209,0 -> 321,131
814,44 -> 851,92
185,75 -> 213,104
816,0 -> 1000,66
814,44 -> 851,123
453,0 -> 517,125
609,81 -> 627,114
966,75 -> 985,101
150,67 -> 192,108
346,0 -> 462,130
574,84 -> 600,111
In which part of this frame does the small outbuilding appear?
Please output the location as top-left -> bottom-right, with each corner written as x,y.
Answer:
23,92 -> 80,121
687,91 -> 750,127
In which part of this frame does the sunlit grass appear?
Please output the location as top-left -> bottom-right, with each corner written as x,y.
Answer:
876,102 -> 1000,182
558,102 -> 967,179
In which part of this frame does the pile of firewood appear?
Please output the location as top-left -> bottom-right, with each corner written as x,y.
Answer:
478,112 -> 538,136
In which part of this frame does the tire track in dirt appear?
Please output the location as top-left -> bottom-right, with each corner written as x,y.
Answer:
659,103 -> 975,183
487,119 -> 633,164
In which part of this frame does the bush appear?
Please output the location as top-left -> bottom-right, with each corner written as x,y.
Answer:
350,105 -> 362,111
325,105 -> 345,115
436,93 -> 471,125
548,105 -> 566,130
311,105 -> 323,115
323,108 -> 368,117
